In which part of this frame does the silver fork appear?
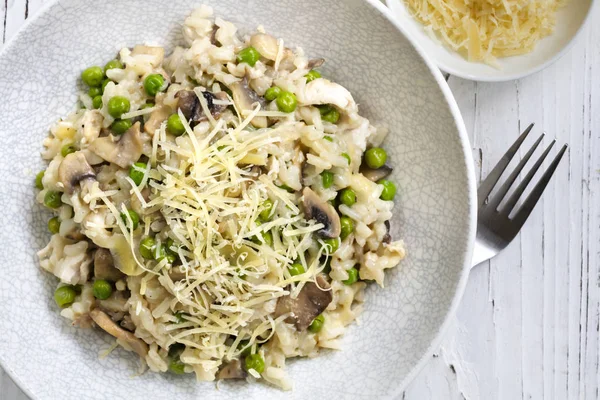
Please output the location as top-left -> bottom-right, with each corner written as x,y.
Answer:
472,123 -> 568,267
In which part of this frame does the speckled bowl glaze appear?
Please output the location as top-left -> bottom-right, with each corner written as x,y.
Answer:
0,0 -> 476,399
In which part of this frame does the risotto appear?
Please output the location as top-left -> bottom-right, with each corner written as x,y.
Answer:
35,6 -> 405,390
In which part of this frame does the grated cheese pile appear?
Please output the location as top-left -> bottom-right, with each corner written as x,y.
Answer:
117,103 -> 328,364
404,0 -> 565,65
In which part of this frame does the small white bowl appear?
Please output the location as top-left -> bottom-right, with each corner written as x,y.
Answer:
387,0 -> 596,81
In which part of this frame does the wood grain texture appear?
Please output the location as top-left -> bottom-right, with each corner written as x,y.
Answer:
1,1 -> 598,399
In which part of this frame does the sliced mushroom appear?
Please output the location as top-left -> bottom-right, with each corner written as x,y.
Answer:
300,79 -> 356,113
274,274 -> 332,331
383,220 -> 391,244
131,45 -> 164,67
209,24 -> 219,45
94,248 -> 125,281
168,266 -> 187,281
110,234 -> 143,276
80,148 -> 105,166
359,164 -> 393,182
250,33 -> 279,61
249,33 -> 295,68
176,90 -> 228,124
217,359 -> 247,380
90,309 -> 148,358
144,105 -> 172,135
301,187 -> 341,239
89,122 -> 143,168
307,58 -> 325,69
58,152 -> 96,193
229,77 -> 267,128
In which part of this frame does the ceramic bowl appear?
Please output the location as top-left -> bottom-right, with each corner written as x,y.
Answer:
387,0 -> 596,82
0,0 -> 475,398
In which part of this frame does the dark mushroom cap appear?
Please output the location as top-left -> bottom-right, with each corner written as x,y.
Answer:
359,164 -> 393,182
301,187 -> 341,239
217,359 -> 247,380
229,77 -> 267,128
94,248 -> 125,282
176,90 -> 227,124
58,152 -> 96,193
274,274 -> 332,331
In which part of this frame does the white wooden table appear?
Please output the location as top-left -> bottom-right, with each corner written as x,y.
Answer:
2,1 -> 599,399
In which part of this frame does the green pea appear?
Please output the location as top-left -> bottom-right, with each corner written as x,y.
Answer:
364,147 -> 387,169
323,135 -> 333,142
48,217 -> 60,234
238,340 -> 253,357
261,231 -> 273,246
111,119 -> 132,135
174,311 -> 187,324
276,91 -> 297,113
81,66 -> 104,87
120,209 -> 140,230
378,179 -> 397,201
277,184 -> 295,193
144,74 -> 166,97
169,358 -> 186,374
322,237 -> 340,254
44,191 -> 62,209
322,109 -> 340,124
60,143 -> 76,157
341,153 -> 351,165
107,96 -> 130,118
166,238 -> 178,255
139,236 -> 156,259
340,216 -> 354,240
35,170 -> 45,190
129,162 -> 147,186
168,343 -> 185,357
101,79 -> 110,93
308,314 -> 324,333
244,353 -> 265,373
264,86 -> 282,101
237,46 -> 261,67
339,188 -> 356,207
321,171 -> 334,189
288,263 -> 305,277
140,102 -> 155,110
88,86 -> 102,98
259,199 -> 274,221
54,286 -> 76,308
167,114 -> 186,136
322,256 -> 332,274
158,244 -> 177,264
305,70 -> 321,82
318,104 -> 334,115
92,95 -> 103,109
342,267 -> 359,285
104,59 -> 123,73
93,279 -> 113,300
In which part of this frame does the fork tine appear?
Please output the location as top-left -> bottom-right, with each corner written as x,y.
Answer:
477,123 -> 534,206
500,139 -> 555,214
511,144 -> 568,227
486,133 -> 545,210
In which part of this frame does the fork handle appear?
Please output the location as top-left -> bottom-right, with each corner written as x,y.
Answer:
471,240 -> 497,268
